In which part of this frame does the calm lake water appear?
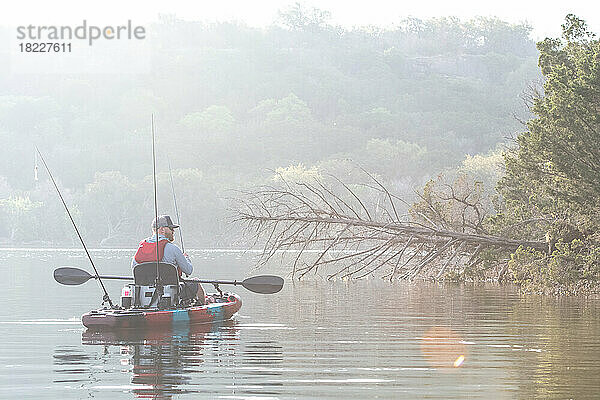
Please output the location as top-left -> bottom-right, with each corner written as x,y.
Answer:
1,249 -> 599,399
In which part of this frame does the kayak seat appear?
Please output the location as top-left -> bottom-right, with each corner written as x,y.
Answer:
133,262 -> 180,286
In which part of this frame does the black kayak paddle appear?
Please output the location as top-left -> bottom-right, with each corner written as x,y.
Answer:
187,275 -> 285,295
53,267 -> 284,294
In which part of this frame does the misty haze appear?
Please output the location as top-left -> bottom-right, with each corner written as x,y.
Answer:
1,5 -> 600,399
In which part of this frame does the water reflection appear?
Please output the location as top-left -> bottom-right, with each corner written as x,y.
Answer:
51,321 -> 287,399
53,347 -> 94,383
506,296 -> 600,399
79,322 -> 237,399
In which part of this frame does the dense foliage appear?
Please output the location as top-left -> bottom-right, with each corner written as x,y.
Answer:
0,8 -> 538,246
490,15 -> 600,293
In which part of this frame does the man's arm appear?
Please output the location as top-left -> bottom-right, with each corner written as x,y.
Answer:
165,242 -> 193,275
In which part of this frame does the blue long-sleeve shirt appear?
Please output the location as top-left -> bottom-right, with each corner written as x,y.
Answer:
131,234 -> 193,276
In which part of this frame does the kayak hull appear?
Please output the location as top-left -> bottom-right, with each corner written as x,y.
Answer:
82,293 -> 242,330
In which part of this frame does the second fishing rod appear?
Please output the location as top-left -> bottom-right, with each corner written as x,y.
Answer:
150,116 -> 187,297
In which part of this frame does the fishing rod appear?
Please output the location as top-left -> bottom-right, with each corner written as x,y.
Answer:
36,147 -> 114,308
151,115 -> 163,297
167,156 -> 185,252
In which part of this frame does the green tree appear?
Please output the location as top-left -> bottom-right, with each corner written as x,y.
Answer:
361,138 -> 429,179
272,163 -> 322,183
459,148 -> 504,194
180,105 -> 236,134
493,15 -> 600,292
81,171 -> 143,246
278,3 -> 332,31
0,195 -> 42,242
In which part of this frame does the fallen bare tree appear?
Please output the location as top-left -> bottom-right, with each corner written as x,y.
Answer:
234,170 -> 547,281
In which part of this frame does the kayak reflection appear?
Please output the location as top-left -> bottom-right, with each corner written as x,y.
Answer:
82,321 -> 239,399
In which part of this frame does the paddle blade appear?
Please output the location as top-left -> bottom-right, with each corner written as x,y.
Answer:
242,275 -> 284,294
54,267 -> 93,285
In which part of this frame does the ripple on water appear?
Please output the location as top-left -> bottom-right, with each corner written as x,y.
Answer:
0,250 -> 599,399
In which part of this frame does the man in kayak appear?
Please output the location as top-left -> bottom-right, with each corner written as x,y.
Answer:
132,215 -> 205,305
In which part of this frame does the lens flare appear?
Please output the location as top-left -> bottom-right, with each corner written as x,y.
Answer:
453,354 -> 465,367
420,327 -> 467,370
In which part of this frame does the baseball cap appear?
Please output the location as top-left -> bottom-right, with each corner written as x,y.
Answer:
152,215 -> 179,230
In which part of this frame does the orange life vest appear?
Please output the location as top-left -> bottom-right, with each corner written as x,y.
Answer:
134,239 -> 183,277
134,239 -> 169,263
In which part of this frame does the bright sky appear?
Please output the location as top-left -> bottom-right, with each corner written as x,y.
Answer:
3,0 -> 600,40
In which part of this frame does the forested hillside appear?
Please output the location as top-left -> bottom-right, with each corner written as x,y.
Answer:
0,8 -> 540,246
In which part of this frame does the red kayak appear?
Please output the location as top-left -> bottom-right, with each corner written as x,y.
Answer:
82,293 -> 242,330
54,263 -> 280,331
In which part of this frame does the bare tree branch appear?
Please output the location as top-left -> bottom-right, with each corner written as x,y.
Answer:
234,171 -> 547,281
